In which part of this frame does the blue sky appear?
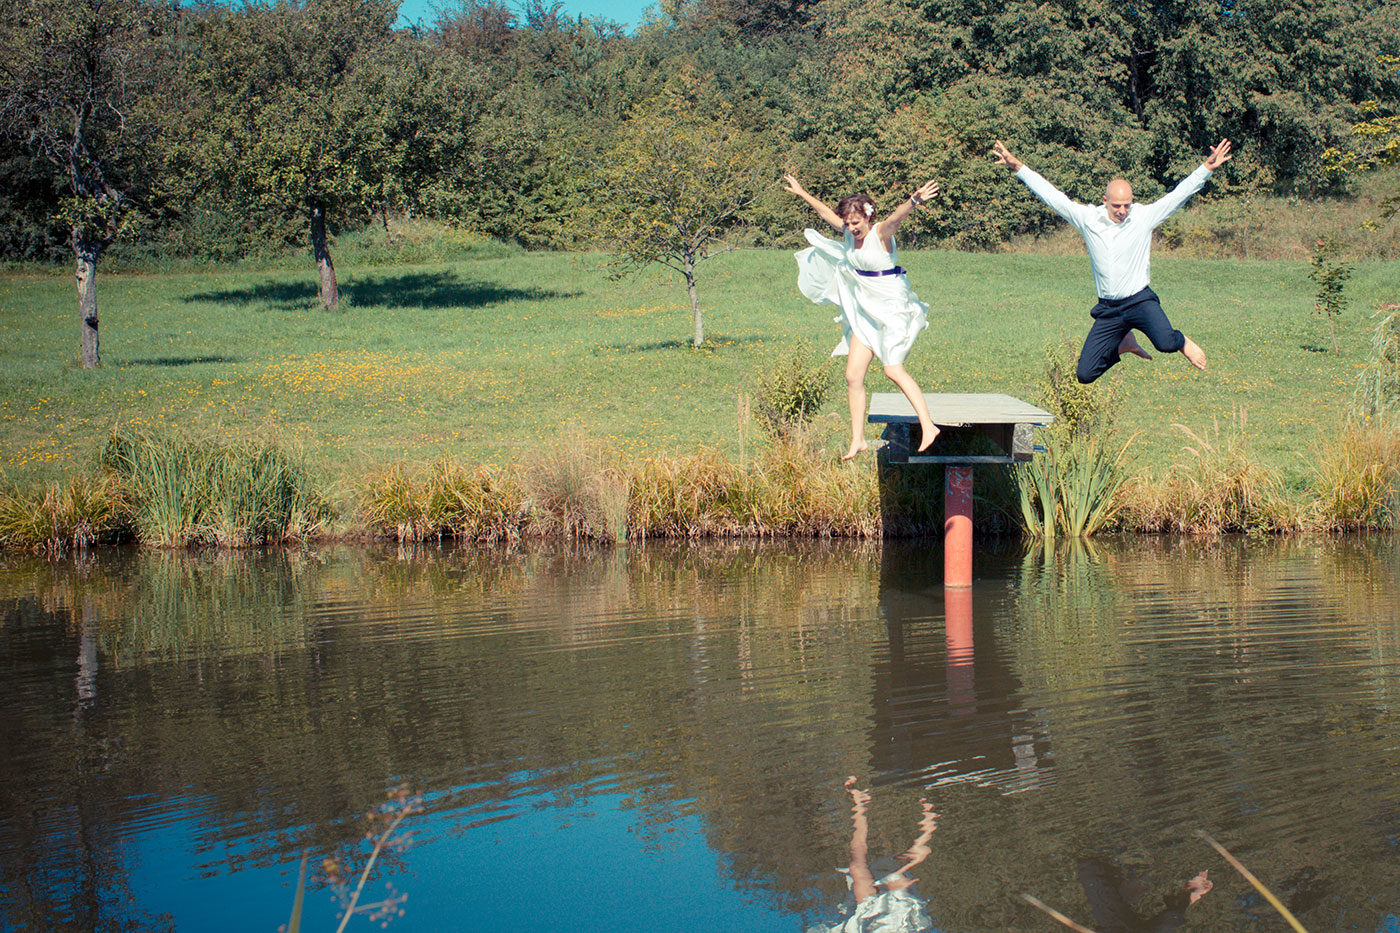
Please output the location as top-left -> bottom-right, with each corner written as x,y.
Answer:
396,0 -> 659,30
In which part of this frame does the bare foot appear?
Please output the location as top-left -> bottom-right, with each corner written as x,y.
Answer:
841,442 -> 869,461
1118,332 -> 1152,361
915,424 -> 940,453
1185,870 -> 1213,906
1181,337 -> 1207,371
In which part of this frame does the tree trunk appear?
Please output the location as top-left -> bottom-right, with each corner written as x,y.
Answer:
1127,48 -> 1145,121
75,600 -> 98,716
311,200 -> 339,310
73,231 -> 101,369
686,257 -> 703,348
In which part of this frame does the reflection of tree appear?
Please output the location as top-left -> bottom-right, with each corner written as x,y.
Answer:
0,594 -> 175,933
2,539 -> 1400,930
1005,536 -> 1400,929
0,542 -> 896,925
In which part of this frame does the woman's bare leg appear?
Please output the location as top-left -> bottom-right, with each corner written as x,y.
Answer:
884,799 -> 938,893
843,340 -> 876,461
881,363 -> 939,452
843,776 -> 878,901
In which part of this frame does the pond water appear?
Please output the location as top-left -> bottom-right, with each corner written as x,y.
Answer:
2,537 -> 1399,932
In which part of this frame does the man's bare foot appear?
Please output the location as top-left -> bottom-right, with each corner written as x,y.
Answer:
841,442 -> 869,461
915,424 -> 940,453
1181,337 -> 1207,371
1185,870 -> 1213,906
1118,332 -> 1152,361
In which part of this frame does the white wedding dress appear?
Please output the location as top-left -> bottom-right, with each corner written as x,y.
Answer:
795,225 -> 930,366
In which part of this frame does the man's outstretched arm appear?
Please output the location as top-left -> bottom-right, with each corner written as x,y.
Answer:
1141,138 -> 1233,227
991,140 -> 1023,172
1203,138 -> 1232,171
993,139 -> 1086,229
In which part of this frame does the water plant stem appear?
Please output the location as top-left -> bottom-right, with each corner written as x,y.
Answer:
1018,892 -> 1098,933
335,807 -> 412,933
1197,831 -> 1309,933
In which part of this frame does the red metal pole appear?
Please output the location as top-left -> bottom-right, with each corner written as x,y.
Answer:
944,466 -> 973,588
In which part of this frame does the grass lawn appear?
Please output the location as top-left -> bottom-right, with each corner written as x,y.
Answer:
0,246 -> 1394,490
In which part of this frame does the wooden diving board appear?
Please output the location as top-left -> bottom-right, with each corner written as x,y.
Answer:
867,393 -> 1054,465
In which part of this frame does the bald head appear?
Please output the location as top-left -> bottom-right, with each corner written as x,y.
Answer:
1104,178 -> 1134,224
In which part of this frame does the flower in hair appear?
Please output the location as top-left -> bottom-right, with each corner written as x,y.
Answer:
863,203 -> 874,217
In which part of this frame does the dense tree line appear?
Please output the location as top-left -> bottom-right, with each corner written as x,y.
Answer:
1,0 -> 1397,357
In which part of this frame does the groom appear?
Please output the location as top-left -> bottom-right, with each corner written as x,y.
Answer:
992,138 -> 1233,383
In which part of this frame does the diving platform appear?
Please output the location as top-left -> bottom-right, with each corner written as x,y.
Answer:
867,393 -> 1054,588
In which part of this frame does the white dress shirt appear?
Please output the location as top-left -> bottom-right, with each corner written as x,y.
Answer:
1016,164 -> 1212,300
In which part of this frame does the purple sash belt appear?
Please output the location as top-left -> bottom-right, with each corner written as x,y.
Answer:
854,267 -> 906,277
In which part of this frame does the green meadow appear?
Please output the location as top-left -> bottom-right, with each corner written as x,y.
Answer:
0,245 -> 1394,491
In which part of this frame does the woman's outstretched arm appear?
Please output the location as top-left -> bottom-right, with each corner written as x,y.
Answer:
877,179 -> 938,247
784,173 -> 845,232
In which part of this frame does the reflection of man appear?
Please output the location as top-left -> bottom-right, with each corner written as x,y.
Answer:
992,138 -> 1233,384
1077,858 -> 1213,931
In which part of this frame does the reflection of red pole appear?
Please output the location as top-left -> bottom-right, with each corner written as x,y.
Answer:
945,586 -> 974,715
944,466 -> 973,588
945,587 -> 973,663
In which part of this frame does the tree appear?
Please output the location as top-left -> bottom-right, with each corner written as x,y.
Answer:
185,0 -> 399,310
0,0 -> 178,367
1325,56 -> 1400,216
1308,236 -> 1352,353
599,79 -> 770,348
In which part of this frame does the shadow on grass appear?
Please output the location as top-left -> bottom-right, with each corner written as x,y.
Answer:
1300,344 -> 1330,353
120,356 -> 241,367
350,271 -> 576,307
606,334 -> 769,352
184,270 -> 576,310
185,279 -> 317,309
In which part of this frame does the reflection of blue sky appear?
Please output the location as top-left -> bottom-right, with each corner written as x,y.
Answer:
395,0 -> 658,30
124,789 -> 792,932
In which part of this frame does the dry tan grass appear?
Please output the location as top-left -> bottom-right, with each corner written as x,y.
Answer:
1307,421 -> 1400,532
1119,412 -> 1303,534
0,472 -> 132,551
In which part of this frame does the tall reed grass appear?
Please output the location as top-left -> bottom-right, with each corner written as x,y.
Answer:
1353,304 -> 1400,423
627,450 -> 749,538
989,341 -> 1136,538
359,433 -> 902,542
626,437 -> 890,539
0,472 -> 132,551
356,460 -> 533,543
1006,430 -> 1136,538
99,429 -> 331,547
4,416 -> 1400,552
1308,421 -> 1400,532
1120,413 -> 1301,534
526,435 -> 629,542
